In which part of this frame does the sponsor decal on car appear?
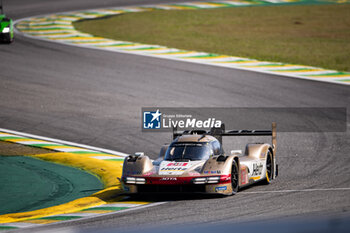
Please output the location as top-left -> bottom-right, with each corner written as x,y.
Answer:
160,177 -> 177,181
241,168 -> 248,185
159,161 -> 202,175
215,186 -> 227,192
204,170 -> 221,174
161,167 -> 187,171
252,162 -> 263,176
167,162 -> 188,166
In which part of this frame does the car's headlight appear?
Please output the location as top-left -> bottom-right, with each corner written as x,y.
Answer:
193,177 -> 206,184
193,176 -> 220,184
124,177 -> 146,184
207,176 -> 220,183
2,27 -> 10,33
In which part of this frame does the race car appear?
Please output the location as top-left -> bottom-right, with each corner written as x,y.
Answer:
121,123 -> 277,195
0,1 -> 14,43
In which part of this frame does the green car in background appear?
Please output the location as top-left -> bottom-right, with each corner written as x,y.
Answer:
0,0 -> 13,43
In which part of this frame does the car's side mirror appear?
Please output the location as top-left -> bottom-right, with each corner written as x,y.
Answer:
135,152 -> 144,157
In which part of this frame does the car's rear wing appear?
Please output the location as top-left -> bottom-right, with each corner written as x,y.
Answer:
173,122 -> 276,152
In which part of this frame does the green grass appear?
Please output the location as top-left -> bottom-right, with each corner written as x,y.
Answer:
74,4 -> 350,72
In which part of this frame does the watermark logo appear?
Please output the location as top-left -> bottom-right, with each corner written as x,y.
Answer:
143,109 -> 162,129
141,107 -> 346,132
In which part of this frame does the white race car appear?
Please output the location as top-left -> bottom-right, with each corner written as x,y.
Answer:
121,123 -> 278,195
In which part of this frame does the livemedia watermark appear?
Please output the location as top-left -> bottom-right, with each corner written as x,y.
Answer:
141,107 -> 347,132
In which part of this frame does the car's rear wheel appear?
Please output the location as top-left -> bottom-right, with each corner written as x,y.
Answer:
231,160 -> 239,194
264,151 -> 273,184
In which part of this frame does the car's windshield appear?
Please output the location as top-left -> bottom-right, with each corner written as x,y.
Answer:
164,143 -> 211,161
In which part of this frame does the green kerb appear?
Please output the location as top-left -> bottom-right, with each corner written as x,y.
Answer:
0,137 -> 27,140
38,216 -> 82,221
0,226 -> 18,230
183,54 -> 222,59
30,144 -> 64,147
269,68 -> 317,72
69,151 -> 104,154
305,72 -> 349,77
126,47 -> 161,50
105,159 -> 125,162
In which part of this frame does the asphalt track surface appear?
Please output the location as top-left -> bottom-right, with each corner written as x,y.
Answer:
0,0 -> 349,232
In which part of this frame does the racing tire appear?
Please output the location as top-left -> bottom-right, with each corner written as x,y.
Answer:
3,34 -> 13,44
231,160 -> 239,194
263,151 -> 273,184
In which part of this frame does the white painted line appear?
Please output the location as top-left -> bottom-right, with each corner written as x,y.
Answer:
14,140 -> 62,145
144,48 -> 182,54
216,61 -> 273,66
0,222 -> 40,228
240,65 -> 312,70
216,1 -> 250,6
273,70 -> 337,76
54,212 -> 101,217
116,44 -> 161,50
23,26 -> 74,30
97,41 -> 134,45
196,57 -> 245,62
170,52 -> 210,58
149,5 -> 179,10
0,128 -> 129,157
262,0 -> 286,3
0,134 -> 20,137
180,3 -> 219,8
243,187 -> 350,194
71,41 -> 120,45
113,7 -> 146,12
98,203 -> 141,208
53,148 -> 94,152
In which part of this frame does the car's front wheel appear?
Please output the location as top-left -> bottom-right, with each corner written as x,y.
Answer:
3,33 -> 13,43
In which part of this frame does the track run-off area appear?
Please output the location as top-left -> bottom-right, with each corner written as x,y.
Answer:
15,0 -> 350,86
0,0 -> 349,232
0,129 -> 163,231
